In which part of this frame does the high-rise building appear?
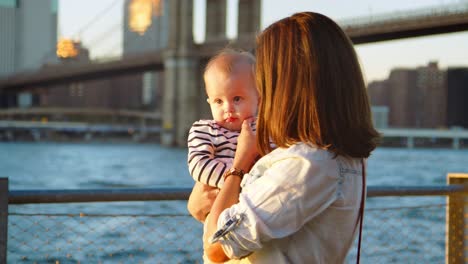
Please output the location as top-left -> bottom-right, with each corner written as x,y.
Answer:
416,62 -> 446,128
367,62 -> 451,129
387,68 -> 418,128
367,80 -> 389,106
0,0 -> 58,107
447,68 -> 468,129
0,0 -> 58,76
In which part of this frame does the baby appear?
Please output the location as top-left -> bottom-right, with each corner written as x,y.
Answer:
187,49 -> 258,190
187,49 -> 258,263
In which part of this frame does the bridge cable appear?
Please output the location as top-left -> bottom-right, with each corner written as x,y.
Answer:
72,0 -> 121,39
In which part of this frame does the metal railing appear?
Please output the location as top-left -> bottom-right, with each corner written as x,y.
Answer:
2,174 -> 468,263
7,185 -> 468,203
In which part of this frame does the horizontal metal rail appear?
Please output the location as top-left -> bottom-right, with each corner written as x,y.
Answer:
367,184 -> 468,197
0,107 -> 162,120
0,121 -> 161,133
9,188 -> 191,204
8,185 -> 468,204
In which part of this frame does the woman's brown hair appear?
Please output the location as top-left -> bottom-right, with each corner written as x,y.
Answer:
255,12 -> 380,158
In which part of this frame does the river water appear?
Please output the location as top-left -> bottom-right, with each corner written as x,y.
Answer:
3,142 -> 468,263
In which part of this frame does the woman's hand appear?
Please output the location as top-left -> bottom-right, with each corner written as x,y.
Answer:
233,118 -> 259,172
187,182 -> 219,222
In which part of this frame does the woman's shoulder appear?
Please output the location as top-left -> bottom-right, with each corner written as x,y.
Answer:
271,143 -> 334,162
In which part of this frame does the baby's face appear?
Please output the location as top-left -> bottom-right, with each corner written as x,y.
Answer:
205,68 -> 258,131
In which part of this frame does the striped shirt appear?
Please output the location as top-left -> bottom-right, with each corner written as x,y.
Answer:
188,120 -> 255,189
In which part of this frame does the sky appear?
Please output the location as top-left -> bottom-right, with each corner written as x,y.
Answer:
58,0 -> 468,84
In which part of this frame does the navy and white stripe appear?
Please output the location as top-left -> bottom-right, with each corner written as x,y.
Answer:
187,120 -> 244,188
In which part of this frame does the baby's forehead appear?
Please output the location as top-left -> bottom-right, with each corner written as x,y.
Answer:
206,58 -> 253,77
205,73 -> 256,97
206,64 -> 252,82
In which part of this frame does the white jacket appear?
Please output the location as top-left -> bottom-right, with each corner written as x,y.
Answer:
213,143 -> 366,263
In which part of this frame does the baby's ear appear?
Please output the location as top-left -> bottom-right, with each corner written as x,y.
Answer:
206,98 -> 210,104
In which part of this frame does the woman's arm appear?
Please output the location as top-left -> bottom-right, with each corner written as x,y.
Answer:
205,174 -> 243,262
204,120 -> 259,262
187,182 -> 218,222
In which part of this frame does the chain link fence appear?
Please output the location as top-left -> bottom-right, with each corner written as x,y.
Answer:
6,198 -> 457,264
8,207 -> 203,263
349,202 -> 447,264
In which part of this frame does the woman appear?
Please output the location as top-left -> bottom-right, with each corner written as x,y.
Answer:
193,12 -> 380,263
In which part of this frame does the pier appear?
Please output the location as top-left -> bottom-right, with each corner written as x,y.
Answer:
380,128 -> 468,149
2,116 -> 467,149
0,107 -> 161,142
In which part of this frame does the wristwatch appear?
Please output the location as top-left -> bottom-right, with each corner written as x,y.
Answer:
223,168 -> 245,181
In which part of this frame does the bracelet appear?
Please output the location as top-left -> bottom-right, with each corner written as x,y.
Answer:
223,168 -> 245,181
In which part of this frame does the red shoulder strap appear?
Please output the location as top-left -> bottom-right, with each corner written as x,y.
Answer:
356,159 -> 366,263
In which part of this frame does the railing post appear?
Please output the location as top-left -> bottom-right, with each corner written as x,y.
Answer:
139,117 -> 147,141
407,137 -> 414,148
0,178 -> 8,263
452,138 -> 460,150
446,173 -> 468,264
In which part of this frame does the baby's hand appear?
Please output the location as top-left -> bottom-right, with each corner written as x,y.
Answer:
187,182 -> 219,223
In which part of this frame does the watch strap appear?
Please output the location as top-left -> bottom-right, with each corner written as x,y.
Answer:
223,168 -> 245,181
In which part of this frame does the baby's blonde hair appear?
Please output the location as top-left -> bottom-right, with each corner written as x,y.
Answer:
203,49 -> 255,82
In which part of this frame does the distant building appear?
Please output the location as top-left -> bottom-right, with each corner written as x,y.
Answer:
387,68 -> 418,128
367,62 -> 454,129
0,0 -> 58,107
367,80 -> 389,106
447,67 -> 468,129
415,62 -> 446,128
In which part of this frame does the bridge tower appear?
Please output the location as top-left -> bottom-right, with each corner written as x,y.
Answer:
205,0 -> 227,42
162,0 -> 261,147
238,0 -> 261,40
162,0 -> 199,146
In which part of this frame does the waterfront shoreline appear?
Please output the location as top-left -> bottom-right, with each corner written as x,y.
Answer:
1,137 -> 465,149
